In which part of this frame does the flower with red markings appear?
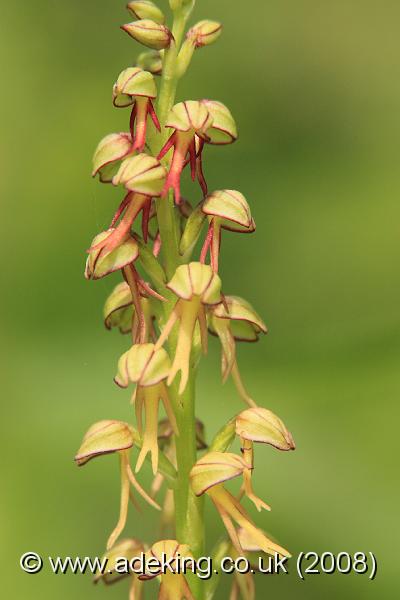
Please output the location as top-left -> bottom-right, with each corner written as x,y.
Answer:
104,281 -> 156,339
207,295 -> 266,407
190,451 -> 291,558
115,343 -> 178,475
155,262 -> 222,394
75,420 -> 160,550
85,231 -> 139,280
90,154 -> 166,261
158,100 -> 213,204
113,67 -> 160,152
139,540 -> 195,599
200,100 -> 238,144
92,132 -> 133,183
200,189 -> 255,272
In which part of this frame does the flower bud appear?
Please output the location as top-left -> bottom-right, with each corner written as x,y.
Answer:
75,420 -> 134,466
115,343 -> 171,388
127,1 -> 165,24
122,20 -> 172,50
236,407 -> 295,451
113,153 -> 166,196
187,20 -> 222,48
92,132 -> 132,182
190,451 -> 249,496
201,99 -> 238,144
202,189 -> 254,232
136,50 -> 163,75
94,538 -> 145,584
112,67 -> 157,108
85,231 -> 139,280
167,262 -> 221,304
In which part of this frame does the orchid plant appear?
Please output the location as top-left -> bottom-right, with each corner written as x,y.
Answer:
75,2 -> 295,599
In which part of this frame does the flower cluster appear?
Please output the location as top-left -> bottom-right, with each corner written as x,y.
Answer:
76,2 -> 295,599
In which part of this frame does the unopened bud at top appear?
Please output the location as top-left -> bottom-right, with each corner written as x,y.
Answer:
75,420 -> 134,466
122,20 -> 172,50
140,540 -> 193,579
112,67 -> 157,107
127,1 -> 165,24
236,407 -> 295,451
187,20 -> 222,48
201,100 -> 237,144
136,50 -> 163,75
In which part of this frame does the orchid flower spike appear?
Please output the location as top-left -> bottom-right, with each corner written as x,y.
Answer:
115,343 -> 178,475
207,295 -> 267,407
92,132 -> 133,183
113,67 -> 161,151
75,420 -> 160,550
155,262 -> 222,394
158,100 -> 213,204
235,407 -> 295,512
190,451 -> 291,558
139,540 -> 195,599
200,190 -> 255,272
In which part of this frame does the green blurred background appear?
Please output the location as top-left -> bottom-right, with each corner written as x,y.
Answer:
2,0 -> 399,598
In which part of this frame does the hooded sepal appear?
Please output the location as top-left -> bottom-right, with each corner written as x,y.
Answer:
113,67 -> 157,107
236,407 -> 295,451
92,132 -> 133,182
85,230 -> 139,280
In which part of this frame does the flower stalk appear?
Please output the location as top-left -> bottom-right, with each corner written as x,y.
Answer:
77,2 -> 295,599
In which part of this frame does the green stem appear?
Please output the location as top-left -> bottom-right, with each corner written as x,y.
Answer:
154,3 -> 205,599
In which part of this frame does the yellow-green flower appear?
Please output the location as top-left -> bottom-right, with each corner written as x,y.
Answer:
155,262 -> 222,393
139,540 -> 194,599
208,295 -> 267,406
200,189 -> 255,272
115,343 -> 178,474
190,451 -> 290,558
75,420 -> 160,549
